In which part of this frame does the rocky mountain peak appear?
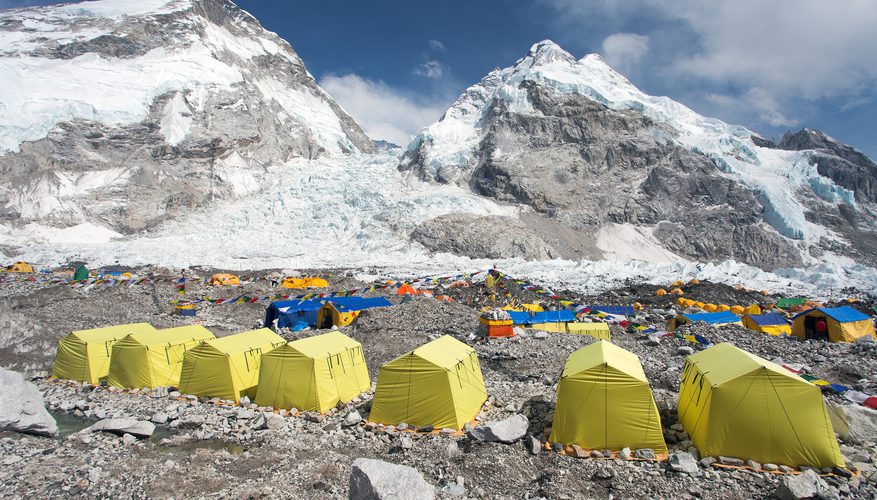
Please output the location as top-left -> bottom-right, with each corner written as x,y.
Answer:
518,39 -> 577,68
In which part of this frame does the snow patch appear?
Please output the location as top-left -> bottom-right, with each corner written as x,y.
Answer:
596,223 -> 681,263
159,92 -> 192,146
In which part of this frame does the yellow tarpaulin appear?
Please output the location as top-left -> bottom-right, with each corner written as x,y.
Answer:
107,325 -> 215,389
52,323 -> 157,384
256,331 -> 370,412
282,277 -> 329,289
178,328 -> 284,401
369,335 -> 486,430
678,343 -> 844,468
549,341 -> 667,453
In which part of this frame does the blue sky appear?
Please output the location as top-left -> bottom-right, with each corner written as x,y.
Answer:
4,0 -> 877,158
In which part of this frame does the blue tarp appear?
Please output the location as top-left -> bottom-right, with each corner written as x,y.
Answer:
588,305 -> 635,316
681,311 -> 741,324
745,312 -> 790,326
265,297 -> 394,329
264,300 -> 324,329
508,310 -> 577,325
792,306 -> 872,323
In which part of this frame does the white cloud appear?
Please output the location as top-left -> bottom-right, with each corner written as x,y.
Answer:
414,59 -> 446,79
601,33 -> 649,73
319,73 -> 447,146
428,39 -> 445,51
542,0 -> 877,127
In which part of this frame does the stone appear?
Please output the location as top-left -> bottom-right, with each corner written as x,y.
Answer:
466,414 -> 528,444
150,413 -> 169,424
239,396 -> 251,406
322,422 -> 340,433
763,463 -> 779,472
779,465 -> 795,474
440,427 -> 456,435
774,469 -> 834,500
444,442 -> 461,460
417,425 -> 433,433
397,423 -> 409,431
634,448 -> 656,460
593,466 -> 615,479
831,405 -> 877,445
526,435 -> 541,455
570,444 -> 588,458
534,331 -> 549,339
718,456 -> 744,466
840,444 -> 870,463
122,433 -> 138,446
179,414 -> 206,429
668,452 -> 700,475
619,447 -> 632,460
0,367 -> 58,437
348,458 -> 435,500
746,460 -> 761,470
88,418 -> 154,438
700,457 -> 717,467
590,450 -> 604,458
343,410 -> 362,428
399,436 -> 413,450
677,346 -> 695,355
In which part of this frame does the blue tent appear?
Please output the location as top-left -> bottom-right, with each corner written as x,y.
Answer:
745,312 -> 790,326
681,311 -> 742,324
265,297 -> 393,330
791,306 -> 871,323
508,310 -> 576,325
587,305 -> 635,316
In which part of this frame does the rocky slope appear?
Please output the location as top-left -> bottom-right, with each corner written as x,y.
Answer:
401,41 -> 877,270
0,0 -> 373,234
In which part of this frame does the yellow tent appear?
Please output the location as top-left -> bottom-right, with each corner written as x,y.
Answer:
745,304 -> 763,315
281,277 -> 329,289
209,273 -> 240,286
678,343 -> 844,468
741,313 -> 792,336
256,332 -> 370,412
369,335 -> 486,430
178,328 -> 284,401
791,307 -> 876,343
317,302 -> 359,328
503,303 -> 544,313
529,322 -> 611,339
107,325 -> 215,389
52,323 -> 157,384
549,341 -> 667,453
6,261 -> 34,273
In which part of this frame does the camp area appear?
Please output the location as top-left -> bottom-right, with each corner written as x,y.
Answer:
369,335 -> 487,430
742,312 -> 791,336
668,311 -> 743,331
52,323 -> 158,384
549,341 -> 667,455
678,343 -> 844,468
178,328 -> 285,401
107,325 -> 216,389
256,331 -> 370,413
264,296 -> 393,331
791,306 -> 876,343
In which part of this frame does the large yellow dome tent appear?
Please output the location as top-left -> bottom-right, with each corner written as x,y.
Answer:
52,323 -> 157,384
791,307 -> 876,343
281,277 -> 329,289
107,325 -> 215,389
369,335 -> 486,430
178,328 -> 284,401
678,343 -> 844,468
6,261 -> 34,273
208,273 -> 240,286
549,341 -> 667,454
256,331 -> 370,413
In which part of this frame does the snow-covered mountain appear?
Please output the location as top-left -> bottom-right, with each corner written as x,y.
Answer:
0,0 -> 372,233
400,41 -> 877,271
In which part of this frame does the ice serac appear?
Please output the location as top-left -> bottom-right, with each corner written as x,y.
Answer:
0,0 -> 373,234
400,40 -> 877,270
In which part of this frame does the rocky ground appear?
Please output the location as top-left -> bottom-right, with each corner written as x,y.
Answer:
0,267 -> 876,499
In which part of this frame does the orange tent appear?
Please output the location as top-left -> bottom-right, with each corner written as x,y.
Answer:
396,284 -> 417,295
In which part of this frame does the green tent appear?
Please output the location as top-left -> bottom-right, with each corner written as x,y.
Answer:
776,297 -> 806,309
73,265 -> 88,281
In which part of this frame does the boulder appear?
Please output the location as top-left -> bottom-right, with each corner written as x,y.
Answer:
829,405 -> 877,445
668,452 -> 700,476
526,435 -> 541,455
343,410 -> 362,428
774,469 -> 835,500
634,448 -> 656,460
467,414 -> 528,444
0,368 -> 58,437
88,418 -> 154,438
348,458 -> 435,500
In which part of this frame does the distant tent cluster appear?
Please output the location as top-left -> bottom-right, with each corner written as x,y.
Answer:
505,309 -> 611,339
4,261 -> 34,273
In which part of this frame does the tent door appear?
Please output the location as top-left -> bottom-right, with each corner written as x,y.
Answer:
804,316 -> 820,340
320,310 -> 334,329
